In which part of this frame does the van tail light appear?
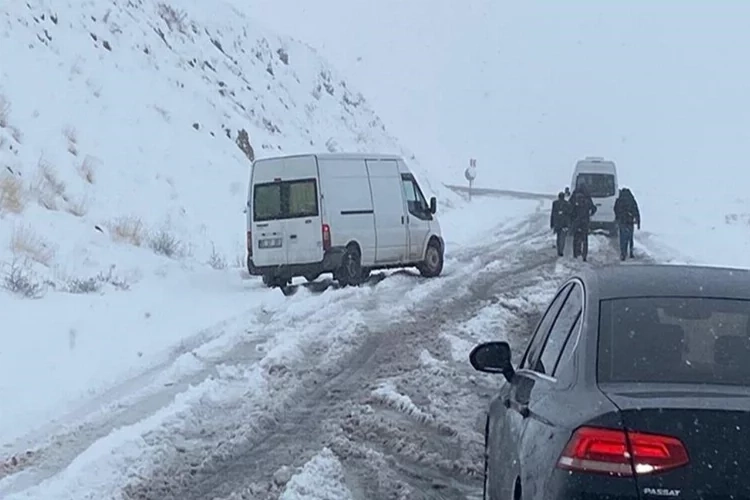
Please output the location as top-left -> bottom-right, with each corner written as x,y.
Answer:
321,224 -> 331,251
247,231 -> 253,257
556,426 -> 689,477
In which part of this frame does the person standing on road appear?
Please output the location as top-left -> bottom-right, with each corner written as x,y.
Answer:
564,186 -> 571,200
614,187 -> 641,260
550,192 -> 572,257
570,184 -> 597,262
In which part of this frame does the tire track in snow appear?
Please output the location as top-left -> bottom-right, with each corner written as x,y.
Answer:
122,211 -> 575,500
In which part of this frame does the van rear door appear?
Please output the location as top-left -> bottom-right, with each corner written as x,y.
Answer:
251,156 -> 323,267
574,171 -> 617,223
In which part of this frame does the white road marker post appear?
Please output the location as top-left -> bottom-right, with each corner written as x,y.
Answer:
464,158 -> 477,201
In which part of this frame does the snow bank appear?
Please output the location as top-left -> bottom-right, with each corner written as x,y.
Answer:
634,191 -> 750,269
279,448 -> 353,500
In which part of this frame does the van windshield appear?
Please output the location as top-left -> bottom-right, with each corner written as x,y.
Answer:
575,173 -> 615,198
253,178 -> 319,221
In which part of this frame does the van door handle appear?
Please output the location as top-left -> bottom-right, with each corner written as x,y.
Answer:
290,234 -> 297,239
304,219 -> 312,224
401,216 -> 404,224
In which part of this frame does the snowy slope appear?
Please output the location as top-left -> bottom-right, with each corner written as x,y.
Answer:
0,0 -> 448,448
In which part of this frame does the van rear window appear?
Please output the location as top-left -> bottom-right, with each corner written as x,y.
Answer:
253,179 -> 319,221
575,173 -> 615,198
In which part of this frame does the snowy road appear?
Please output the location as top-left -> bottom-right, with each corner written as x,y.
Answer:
119,206 -> 628,500
1,198 -> 640,500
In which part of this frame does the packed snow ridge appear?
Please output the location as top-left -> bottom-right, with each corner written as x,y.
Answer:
0,0 -> 434,295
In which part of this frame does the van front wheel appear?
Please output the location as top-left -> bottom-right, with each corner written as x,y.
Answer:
418,240 -> 444,278
336,247 -> 364,287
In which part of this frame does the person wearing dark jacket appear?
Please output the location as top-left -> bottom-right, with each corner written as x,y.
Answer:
570,184 -> 597,261
550,192 -> 573,257
614,187 -> 641,260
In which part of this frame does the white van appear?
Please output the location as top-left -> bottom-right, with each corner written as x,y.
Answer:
570,156 -> 619,234
246,153 -> 444,288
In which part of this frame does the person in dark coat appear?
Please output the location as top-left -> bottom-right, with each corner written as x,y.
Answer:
550,192 -> 573,257
570,184 -> 597,261
614,187 -> 641,260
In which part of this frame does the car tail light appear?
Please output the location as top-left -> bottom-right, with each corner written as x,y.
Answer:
557,426 -> 689,477
247,231 -> 253,257
321,224 -> 331,251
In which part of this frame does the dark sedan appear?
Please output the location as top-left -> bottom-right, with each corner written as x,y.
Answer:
470,264 -> 750,500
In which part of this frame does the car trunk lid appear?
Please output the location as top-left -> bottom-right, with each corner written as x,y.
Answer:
603,384 -> 750,499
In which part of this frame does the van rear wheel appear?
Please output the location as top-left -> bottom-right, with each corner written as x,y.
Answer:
261,274 -> 276,288
336,247 -> 364,287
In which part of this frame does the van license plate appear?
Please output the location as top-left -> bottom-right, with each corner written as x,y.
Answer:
259,238 -> 283,249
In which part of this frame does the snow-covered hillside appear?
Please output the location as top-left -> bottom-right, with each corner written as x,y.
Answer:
0,0 -> 450,447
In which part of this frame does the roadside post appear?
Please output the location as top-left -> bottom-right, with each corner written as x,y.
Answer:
464,158 -> 477,201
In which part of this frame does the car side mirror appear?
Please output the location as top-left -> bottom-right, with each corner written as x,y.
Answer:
469,341 -> 514,382
429,196 -> 437,214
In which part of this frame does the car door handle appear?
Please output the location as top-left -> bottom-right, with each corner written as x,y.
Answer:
401,216 -> 405,224
289,234 -> 297,239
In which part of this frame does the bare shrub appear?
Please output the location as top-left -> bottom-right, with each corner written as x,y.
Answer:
77,155 -> 97,184
0,172 -> 25,214
33,158 -> 66,210
9,225 -> 56,266
1,259 -> 45,298
9,125 -> 21,143
157,3 -> 187,33
63,125 -> 77,144
0,94 -> 9,128
208,243 -> 227,269
63,125 -> 78,155
66,197 -> 88,217
64,266 -> 129,294
148,229 -> 184,258
236,128 -> 254,161
106,216 -> 146,246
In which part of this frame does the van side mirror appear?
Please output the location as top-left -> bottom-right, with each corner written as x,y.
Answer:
429,196 -> 437,214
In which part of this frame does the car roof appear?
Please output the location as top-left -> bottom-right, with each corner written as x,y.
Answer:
579,264 -> 750,300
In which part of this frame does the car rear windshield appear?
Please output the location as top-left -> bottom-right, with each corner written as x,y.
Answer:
598,297 -> 750,386
253,178 -> 319,222
575,173 -> 615,198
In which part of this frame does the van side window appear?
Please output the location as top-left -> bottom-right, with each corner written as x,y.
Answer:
400,174 -> 431,220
